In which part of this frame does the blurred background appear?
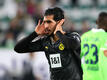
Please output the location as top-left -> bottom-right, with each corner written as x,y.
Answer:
0,0 -> 106,80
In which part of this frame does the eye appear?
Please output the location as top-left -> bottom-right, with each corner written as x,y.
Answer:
47,21 -> 52,23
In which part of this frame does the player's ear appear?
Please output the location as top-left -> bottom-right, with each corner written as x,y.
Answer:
57,20 -> 60,23
56,21 -> 60,25
60,19 -> 65,26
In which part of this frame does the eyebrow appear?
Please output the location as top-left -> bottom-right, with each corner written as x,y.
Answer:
44,20 -> 52,23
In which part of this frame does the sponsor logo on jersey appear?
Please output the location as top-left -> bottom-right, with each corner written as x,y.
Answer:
59,43 -> 64,51
49,54 -> 62,68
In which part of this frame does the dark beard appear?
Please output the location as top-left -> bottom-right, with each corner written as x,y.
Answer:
46,32 -> 54,38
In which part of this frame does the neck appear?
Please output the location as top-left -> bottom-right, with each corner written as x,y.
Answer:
50,34 -> 59,43
98,26 -> 107,32
50,31 -> 66,42
53,35 -> 59,42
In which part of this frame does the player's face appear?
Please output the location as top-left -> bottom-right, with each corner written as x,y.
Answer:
43,15 -> 57,35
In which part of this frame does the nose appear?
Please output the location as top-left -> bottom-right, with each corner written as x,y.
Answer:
44,23 -> 49,29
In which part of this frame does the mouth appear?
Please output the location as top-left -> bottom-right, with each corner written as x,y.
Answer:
45,29 -> 51,33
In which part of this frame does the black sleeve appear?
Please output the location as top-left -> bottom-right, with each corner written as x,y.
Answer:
14,31 -> 44,53
56,31 -> 81,50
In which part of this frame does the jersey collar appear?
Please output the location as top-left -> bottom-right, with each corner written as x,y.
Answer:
92,28 -> 105,32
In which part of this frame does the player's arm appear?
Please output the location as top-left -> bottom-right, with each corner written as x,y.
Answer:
14,31 -> 44,53
14,20 -> 46,53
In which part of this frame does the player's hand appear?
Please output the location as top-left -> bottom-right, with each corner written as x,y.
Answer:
35,20 -> 47,35
54,19 -> 65,35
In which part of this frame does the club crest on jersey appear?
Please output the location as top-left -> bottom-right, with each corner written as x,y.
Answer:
59,43 -> 64,51
45,46 -> 48,49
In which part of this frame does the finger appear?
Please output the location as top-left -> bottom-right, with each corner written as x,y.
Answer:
57,19 -> 65,26
37,20 -> 41,26
41,21 -> 44,25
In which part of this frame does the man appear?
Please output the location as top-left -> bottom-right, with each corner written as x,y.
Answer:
81,12 -> 107,80
14,7 -> 83,80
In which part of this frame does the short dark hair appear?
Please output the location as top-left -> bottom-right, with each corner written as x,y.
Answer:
97,12 -> 107,27
44,7 -> 64,21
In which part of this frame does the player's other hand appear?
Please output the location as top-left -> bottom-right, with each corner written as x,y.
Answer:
35,20 -> 47,35
54,19 -> 65,35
